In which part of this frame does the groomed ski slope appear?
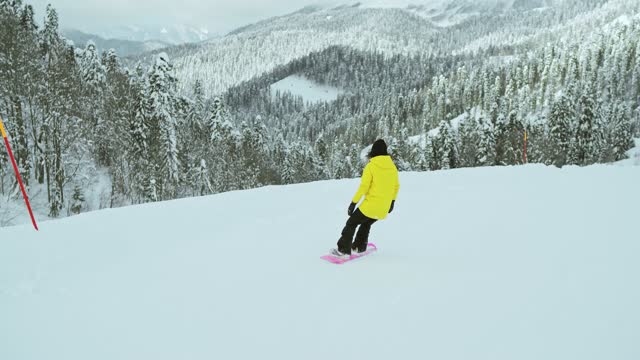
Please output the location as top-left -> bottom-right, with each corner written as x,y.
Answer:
1,164 -> 639,360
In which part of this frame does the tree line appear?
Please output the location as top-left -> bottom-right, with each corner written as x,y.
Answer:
0,0 -> 637,221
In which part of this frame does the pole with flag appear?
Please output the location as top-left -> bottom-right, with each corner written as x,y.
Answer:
0,115 -> 39,231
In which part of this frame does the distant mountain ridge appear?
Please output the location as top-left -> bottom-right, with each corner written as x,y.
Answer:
94,24 -> 213,45
63,29 -> 170,57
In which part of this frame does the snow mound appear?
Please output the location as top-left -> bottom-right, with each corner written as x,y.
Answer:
616,138 -> 640,166
1,165 -> 639,359
409,112 -> 470,148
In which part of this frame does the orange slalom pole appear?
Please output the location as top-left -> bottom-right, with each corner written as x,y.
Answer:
0,116 -> 39,231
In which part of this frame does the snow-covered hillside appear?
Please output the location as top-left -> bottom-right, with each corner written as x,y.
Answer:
1,164 -> 639,360
139,0 -> 627,96
154,6 -> 438,96
270,75 -> 344,104
368,0 -> 553,27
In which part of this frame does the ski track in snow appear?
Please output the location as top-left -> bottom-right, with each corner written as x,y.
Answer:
1,165 -> 639,360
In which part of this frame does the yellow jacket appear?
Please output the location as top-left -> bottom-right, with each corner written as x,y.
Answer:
352,155 -> 400,220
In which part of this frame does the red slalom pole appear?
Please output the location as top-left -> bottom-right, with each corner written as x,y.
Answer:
0,116 -> 39,231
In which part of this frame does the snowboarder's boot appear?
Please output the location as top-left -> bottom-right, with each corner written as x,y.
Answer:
352,244 -> 367,254
330,248 -> 351,259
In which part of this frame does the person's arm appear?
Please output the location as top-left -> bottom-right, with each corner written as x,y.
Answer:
351,163 -> 372,204
388,172 -> 400,213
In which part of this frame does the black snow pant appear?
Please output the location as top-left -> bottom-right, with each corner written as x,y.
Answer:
337,208 -> 377,254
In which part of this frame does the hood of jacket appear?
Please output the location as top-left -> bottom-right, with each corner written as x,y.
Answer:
369,155 -> 396,170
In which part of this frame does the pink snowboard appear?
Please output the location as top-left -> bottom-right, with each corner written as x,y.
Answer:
321,243 -> 377,264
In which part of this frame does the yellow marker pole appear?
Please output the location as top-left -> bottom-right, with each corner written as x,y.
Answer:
0,115 -> 39,230
0,117 -> 6,138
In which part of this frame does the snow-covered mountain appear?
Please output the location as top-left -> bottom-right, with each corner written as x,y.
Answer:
1,164 -> 639,359
62,30 -> 170,56
92,24 -> 213,45
148,5 -> 438,95
141,0 -> 620,97
402,0 -> 552,26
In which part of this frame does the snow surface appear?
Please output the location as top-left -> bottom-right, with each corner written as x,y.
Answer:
0,164 -> 113,228
270,75 -> 344,104
616,138 -> 640,166
1,164 -> 639,360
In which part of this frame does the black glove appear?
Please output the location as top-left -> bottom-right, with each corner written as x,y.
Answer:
389,200 -> 395,214
348,202 -> 356,216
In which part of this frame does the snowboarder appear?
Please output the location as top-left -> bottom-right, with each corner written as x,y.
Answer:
331,139 -> 400,258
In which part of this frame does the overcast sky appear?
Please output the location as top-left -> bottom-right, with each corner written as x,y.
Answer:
27,0 -> 349,35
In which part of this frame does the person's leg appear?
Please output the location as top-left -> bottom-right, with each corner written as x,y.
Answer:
353,217 -> 377,252
336,209 -> 367,254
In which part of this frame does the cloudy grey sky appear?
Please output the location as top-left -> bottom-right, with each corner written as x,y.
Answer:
27,0 -> 343,35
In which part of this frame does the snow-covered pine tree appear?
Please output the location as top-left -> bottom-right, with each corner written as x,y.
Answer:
79,41 -> 106,96
147,53 -> 181,199
281,145 -> 296,184
79,41 -> 111,165
412,138 -> 427,171
477,117 -> 496,167
346,143 -> 362,179
0,2 -> 40,190
174,82 -> 206,197
128,68 -> 148,200
193,159 -> 213,196
100,49 -> 130,169
538,47 -> 553,108
420,133 -> 432,171
435,120 -> 457,170
40,4 -> 61,62
208,100 -> 239,192
393,126 -> 413,171
609,101 -> 634,161
48,125 -> 64,217
313,135 -> 330,181
427,133 -> 441,171
572,88 -> 598,166
458,115 -> 480,168
8,100 -> 31,188
70,185 -> 85,215
192,79 -> 205,115
41,39 -> 82,215
525,116 -> 548,164
208,97 -> 225,138
331,143 -> 354,179
145,177 -> 158,202
282,141 -> 317,184
488,76 -> 502,124
237,120 -> 263,189
547,93 -> 574,167
503,109 -> 525,165
493,111 -> 507,166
